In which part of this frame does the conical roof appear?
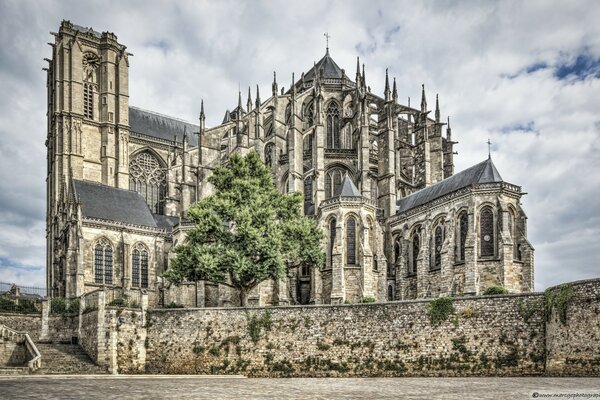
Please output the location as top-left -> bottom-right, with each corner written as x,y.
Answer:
303,50 -> 352,82
335,174 -> 362,197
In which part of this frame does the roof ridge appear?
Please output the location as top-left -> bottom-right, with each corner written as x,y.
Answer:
129,105 -> 198,127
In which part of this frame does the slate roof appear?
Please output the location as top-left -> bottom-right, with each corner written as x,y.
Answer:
153,214 -> 181,232
396,158 -> 504,214
303,50 -> 352,82
73,180 -> 157,228
72,24 -> 101,38
335,175 -> 362,197
129,106 -> 199,146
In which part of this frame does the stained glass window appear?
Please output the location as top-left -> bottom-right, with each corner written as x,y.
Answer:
433,225 -> 443,270
129,151 -> 166,214
94,239 -> 112,285
480,207 -> 494,257
141,251 -> 148,289
326,102 -> 340,149
459,212 -> 468,261
329,218 -> 336,267
94,244 -> 104,284
346,217 -> 356,264
304,176 -> 313,215
132,250 -> 140,288
411,230 -> 420,274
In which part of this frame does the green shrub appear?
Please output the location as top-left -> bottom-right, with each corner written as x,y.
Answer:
164,302 -> 184,308
545,284 -> 574,324
427,296 -> 455,326
246,310 -> 273,343
483,285 -> 509,295
108,298 -> 128,307
51,297 -> 67,313
359,296 -> 376,303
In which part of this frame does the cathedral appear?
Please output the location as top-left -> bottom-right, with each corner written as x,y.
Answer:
45,20 -> 534,307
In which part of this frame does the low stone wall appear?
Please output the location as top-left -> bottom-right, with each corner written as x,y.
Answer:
0,341 -> 27,366
546,278 -> 600,376
80,310 -> 99,362
143,293 -> 546,377
0,314 -> 42,341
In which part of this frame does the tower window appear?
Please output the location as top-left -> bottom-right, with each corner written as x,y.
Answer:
83,84 -> 93,119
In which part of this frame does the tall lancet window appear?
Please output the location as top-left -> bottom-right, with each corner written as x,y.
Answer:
326,102 -> 340,149
132,244 -> 149,289
458,212 -> 468,262
329,218 -> 336,267
480,206 -> 495,257
303,176 -> 313,215
433,224 -> 443,270
129,151 -> 166,214
410,229 -> 420,274
346,216 -> 357,265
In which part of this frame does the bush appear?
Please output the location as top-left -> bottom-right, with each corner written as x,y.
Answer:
164,302 -> 184,309
108,298 -> 128,307
51,297 -> 67,314
0,297 -> 40,314
359,296 -> 376,303
427,296 -> 455,326
483,285 -> 509,295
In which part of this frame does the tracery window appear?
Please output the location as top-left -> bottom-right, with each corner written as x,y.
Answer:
264,143 -> 275,168
410,229 -> 420,274
94,239 -> 113,285
433,225 -> 443,270
129,151 -> 166,214
83,84 -> 93,119
458,212 -> 468,262
132,244 -> 149,289
346,217 -> 357,265
480,206 -> 495,257
326,102 -> 340,149
324,168 -> 347,199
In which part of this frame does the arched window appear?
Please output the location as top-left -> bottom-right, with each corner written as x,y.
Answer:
394,237 -> 401,266
264,143 -> 275,168
329,218 -> 336,267
83,84 -> 93,119
457,212 -> 468,262
303,176 -> 313,215
94,239 -> 113,285
387,285 -> 394,301
410,229 -> 420,274
346,217 -> 357,265
132,244 -> 149,289
508,208 -> 520,260
433,224 -> 443,270
324,168 -> 347,199
480,206 -> 495,257
326,102 -> 340,149
304,100 -> 314,129
129,151 -> 166,214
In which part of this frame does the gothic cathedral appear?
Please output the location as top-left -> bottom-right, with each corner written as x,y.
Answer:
46,21 -> 534,307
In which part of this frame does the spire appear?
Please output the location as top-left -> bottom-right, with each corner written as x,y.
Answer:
355,56 -> 361,83
255,85 -> 261,109
446,116 -> 452,140
392,77 -> 398,103
272,71 -> 278,97
420,84 -> 427,113
384,68 -> 391,101
362,63 -> 366,89
246,86 -> 252,113
435,94 -> 440,123
237,90 -> 242,113
408,96 -> 410,108
199,99 -> 205,133
291,72 -> 296,96
324,32 -> 330,55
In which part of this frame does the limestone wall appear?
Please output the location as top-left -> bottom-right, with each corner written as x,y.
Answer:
0,314 -> 42,341
546,278 -> 600,376
80,310 -> 99,362
142,293 -> 546,377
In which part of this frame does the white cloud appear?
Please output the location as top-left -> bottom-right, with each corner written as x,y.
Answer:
0,0 -> 599,290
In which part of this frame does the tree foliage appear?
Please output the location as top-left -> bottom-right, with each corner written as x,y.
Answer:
163,151 -> 325,305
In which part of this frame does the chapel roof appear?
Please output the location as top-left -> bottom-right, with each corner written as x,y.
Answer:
73,179 -> 158,228
335,174 -> 362,197
303,50 -> 352,82
396,157 -> 504,213
129,106 -> 199,146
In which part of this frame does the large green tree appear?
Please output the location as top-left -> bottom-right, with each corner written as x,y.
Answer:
163,151 -> 325,306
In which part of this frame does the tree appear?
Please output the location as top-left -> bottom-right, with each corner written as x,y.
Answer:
163,151 -> 325,306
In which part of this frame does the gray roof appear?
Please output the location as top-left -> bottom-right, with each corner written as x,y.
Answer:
72,24 -> 101,38
396,158 -> 504,213
153,214 -> 181,232
73,180 -> 157,227
129,106 -> 199,146
304,50 -> 352,82
335,175 -> 362,197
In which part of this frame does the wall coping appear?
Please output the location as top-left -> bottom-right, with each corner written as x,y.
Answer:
545,277 -> 600,291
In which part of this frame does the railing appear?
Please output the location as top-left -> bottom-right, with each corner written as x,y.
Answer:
0,324 -> 41,372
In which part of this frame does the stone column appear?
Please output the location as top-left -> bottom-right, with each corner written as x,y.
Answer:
330,218 -> 345,304
40,299 -> 50,342
463,207 -> 479,295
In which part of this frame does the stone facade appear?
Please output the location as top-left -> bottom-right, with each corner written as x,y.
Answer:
46,20 -> 534,307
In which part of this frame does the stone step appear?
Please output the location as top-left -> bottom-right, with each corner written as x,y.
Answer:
34,343 -> 108,375
0,367 -> 29,375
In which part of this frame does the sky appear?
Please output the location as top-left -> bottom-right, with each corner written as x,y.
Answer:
0,0 -> 599,291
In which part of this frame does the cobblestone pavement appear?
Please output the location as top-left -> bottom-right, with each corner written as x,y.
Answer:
0,376 -> 599,399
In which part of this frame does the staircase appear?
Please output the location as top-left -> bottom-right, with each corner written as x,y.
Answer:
34,343 -> 108,375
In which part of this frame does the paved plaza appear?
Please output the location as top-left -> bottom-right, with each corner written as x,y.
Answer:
0,376 -> 599,399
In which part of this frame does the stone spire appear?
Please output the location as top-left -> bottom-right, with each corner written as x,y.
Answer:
255,85 -> 261,109
272,71 -> 278,97
291,72 -> 296,97
435,94 -> 440,123
420,84 -> 427,113
392,77 -> 398,103
446,116 -> 452,141
384,68 -> 391,101
247,86 -> 252,113
199,99 -> 205,133
362,64 -> 367,89
355,56 -> 361,84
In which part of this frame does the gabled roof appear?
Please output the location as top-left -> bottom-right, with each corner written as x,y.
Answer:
129,106 -> 199,146
303,50 -> 352,82
73,180 -> 157,227
396,158 -> 504,213
153,214 -> 180,232
335,174 -> 362,197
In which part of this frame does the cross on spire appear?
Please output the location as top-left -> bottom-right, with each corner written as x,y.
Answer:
324,32 -> 330,53
487,138 -> 492,158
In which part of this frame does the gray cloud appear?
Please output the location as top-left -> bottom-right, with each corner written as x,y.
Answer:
0,0 -> 599,290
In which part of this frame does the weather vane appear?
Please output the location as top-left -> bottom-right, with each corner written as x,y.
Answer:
324,32 -> 330,51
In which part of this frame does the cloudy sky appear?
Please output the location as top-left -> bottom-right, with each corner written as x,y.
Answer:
0,0 -> 599,291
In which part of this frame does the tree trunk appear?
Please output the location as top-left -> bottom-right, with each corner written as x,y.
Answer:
240,287 -> 248,307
